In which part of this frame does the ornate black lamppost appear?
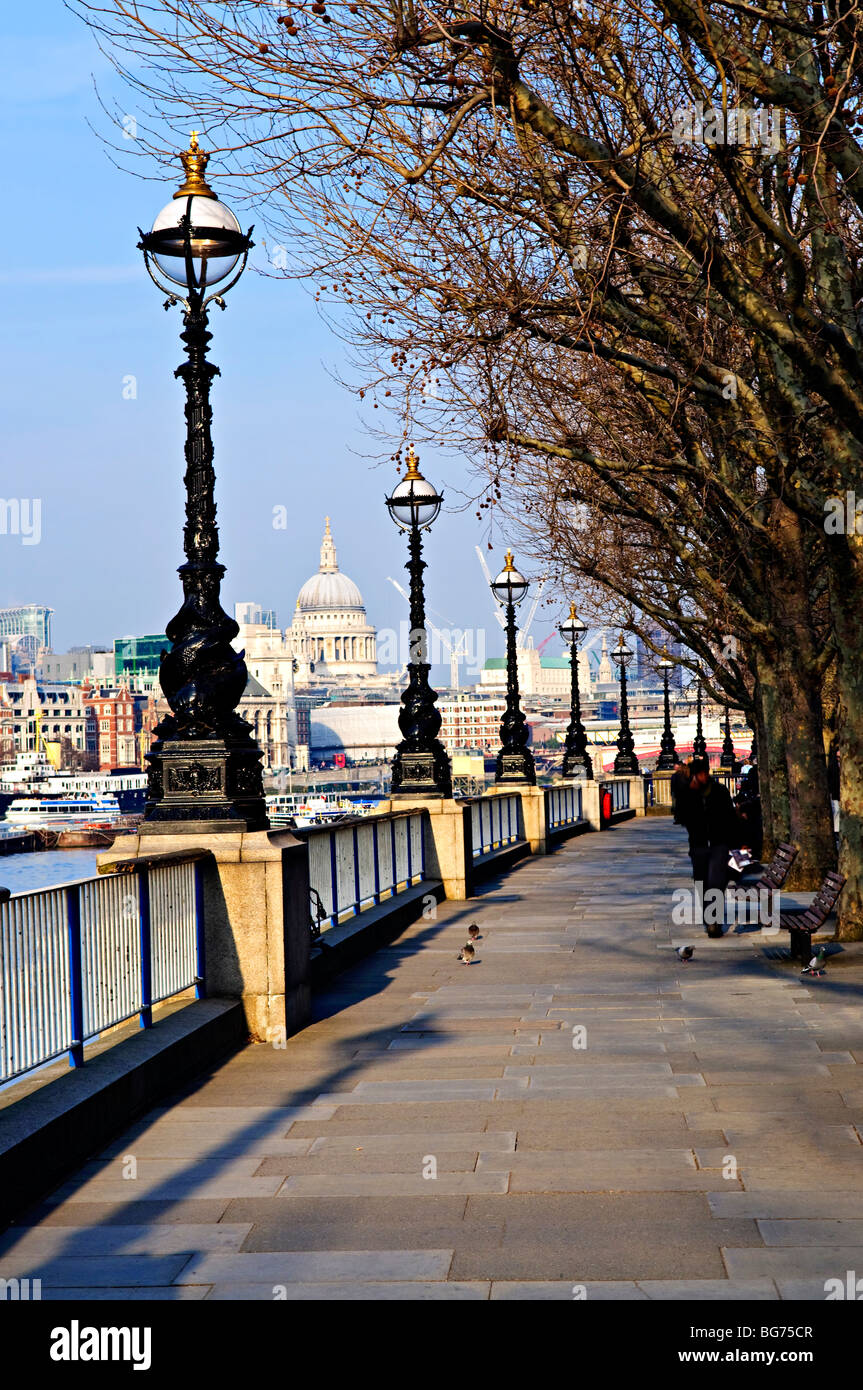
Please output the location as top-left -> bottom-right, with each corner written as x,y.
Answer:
612,633 -> 639,775
491,551 -> 536,785
386,451 -> 452,797
137,134 -> 267,830
656,645 -> 678,771
720,704 -> 736,769
692,666 -> 707,759
558,603 -> 592,779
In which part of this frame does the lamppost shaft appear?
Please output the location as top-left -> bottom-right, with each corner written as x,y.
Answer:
562,640 -> 592,779
692,680 -> 707,758
177,305 -> 220,566
656,665 -> 678,770
613,659 -> 639,775
144,303 -> 267,829
720,704 -> 736,768
390,521 -> 451,797
495,602 -> 536,784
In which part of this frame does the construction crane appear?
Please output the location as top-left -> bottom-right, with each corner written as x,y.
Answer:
474,546 -> 506,632
519,578 -> 547,648
386,577 -> 470,689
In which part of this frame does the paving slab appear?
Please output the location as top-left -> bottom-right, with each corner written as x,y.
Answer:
205,1281 -> 490,1300
0,1224 -> 252,1258
175,1249 -> 454,1283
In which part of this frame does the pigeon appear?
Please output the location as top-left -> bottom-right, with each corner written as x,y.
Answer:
457,944 -> 476,964
801,947 -> 827,977
468,924 -> 481,941
676,945 -> 695,962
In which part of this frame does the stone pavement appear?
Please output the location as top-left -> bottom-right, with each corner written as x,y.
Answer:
4,817 -> 863,1301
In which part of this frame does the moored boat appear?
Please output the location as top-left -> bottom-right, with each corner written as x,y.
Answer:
4,794 -> 123,830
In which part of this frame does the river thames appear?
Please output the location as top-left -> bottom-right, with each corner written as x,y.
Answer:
0,849 -> 101,894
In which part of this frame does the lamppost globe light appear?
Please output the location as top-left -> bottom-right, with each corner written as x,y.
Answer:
558,602 -> 587,648
385,450 -> 443,531
611,632 -> 633,668
657,644 -> 674,672
138,133 -> 253,296
491,549 -> 529,606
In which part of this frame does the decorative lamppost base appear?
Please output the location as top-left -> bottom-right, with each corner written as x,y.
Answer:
391,746 -> 452,798
144,737 -> 268,832
495,749 -> 536,785
562,753 -> 593,780
656,749 -> 677,771
613,753 -> 640,776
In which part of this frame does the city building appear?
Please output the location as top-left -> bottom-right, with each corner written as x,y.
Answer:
438,694 -> 507,753
41,647 -> 111,684
0,605 -> 53,673
230,516 -> 400,766
82,683 -> 138,769
478,647 -> 590,700
310,702 -> 401,763
235,602 -> 278,629
287,518 -> 380,684
0,676 -> 87,761
113,634 -> 168,692
238,674 -> 307,772
634,627 -> 684,687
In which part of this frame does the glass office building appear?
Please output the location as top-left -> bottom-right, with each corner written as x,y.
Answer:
0,605 -> 54,670
114,634 -> 169,680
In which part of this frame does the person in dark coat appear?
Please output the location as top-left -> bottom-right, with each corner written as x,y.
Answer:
734,761 -> 763,861
670,759 -> 692,825
680,758 -> 746,937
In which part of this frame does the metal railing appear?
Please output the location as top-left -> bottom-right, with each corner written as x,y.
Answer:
469,793 -> 523,859
645,768 -> 741,808
301,809 -> 428,933
645,770 -> 673,808
0,851 -> 206,1085
610,778 -> 631,811
545,784 -> 584,832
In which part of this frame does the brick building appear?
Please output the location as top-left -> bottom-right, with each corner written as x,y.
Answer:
82,683 -> 138,770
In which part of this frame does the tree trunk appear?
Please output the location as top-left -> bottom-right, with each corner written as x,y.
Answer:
828,549 -> 863,939
763,505 -> 835,890
773,651 -> 836,889
754,651 -> 789,858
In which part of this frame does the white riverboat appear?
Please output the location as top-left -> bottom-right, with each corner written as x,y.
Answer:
4,794 -> 123,830
266,792 -> 382,828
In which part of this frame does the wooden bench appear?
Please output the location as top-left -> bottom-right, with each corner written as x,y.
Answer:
780,871 -> 846,962
738,842 -> 798,895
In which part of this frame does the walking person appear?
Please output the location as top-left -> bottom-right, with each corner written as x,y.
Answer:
670,758 -> 692,825
680,757 -> 746,937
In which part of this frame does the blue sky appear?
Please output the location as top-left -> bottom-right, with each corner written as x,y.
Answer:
0,2 -> 568,680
